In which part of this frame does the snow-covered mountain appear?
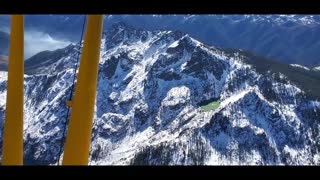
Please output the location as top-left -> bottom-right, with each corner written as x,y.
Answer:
0,23 -> 320,165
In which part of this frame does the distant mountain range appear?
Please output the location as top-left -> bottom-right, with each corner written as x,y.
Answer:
1,15 -> 319,66
0,31 -> 9,55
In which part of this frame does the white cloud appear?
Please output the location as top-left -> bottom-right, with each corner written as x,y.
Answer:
0,26 -> 10,34
24,30 -> 72,59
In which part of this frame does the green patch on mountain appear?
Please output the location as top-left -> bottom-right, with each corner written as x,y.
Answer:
200,100 -> 221,112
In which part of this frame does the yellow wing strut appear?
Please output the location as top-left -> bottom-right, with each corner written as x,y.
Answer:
62,15 -> 103,165
2,15 -> 24,165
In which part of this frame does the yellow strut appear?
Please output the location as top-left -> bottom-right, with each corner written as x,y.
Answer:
2,15 -> 24,165
62,15 -> 103,165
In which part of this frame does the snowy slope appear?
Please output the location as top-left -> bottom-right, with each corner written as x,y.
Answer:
290,64 -> 310,71
0,23 -> 319,165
